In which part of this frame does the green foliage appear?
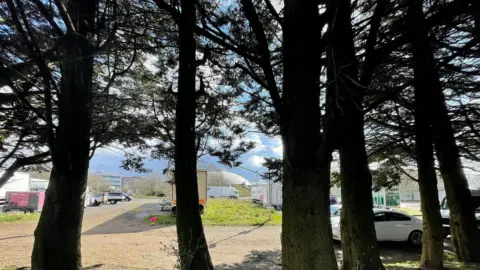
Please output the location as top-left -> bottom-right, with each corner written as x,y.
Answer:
261,158 -> 283,183
371,158 -> 404,191
148,199 -> 281,226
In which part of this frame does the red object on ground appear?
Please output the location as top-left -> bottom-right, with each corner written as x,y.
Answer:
4,191 -> 45,212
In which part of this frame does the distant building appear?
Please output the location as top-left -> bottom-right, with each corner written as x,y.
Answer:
93,171 -> 123,191
30,178 -> 49,191
207,171 -> 251,186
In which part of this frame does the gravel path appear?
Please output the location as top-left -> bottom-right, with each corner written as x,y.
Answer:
0,199 -> 443,269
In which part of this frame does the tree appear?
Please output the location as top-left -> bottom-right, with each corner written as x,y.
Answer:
280,0 -> 338,268
407,1 -> 445,267
1,0 -> 147,267
87,174 -> 110,194
171,0 -> 213,268
417,2 -> 480,262
325,0 -> 386,268
134,174 -> 170,197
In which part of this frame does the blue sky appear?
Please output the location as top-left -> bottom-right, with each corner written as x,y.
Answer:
89,133 -> 283,182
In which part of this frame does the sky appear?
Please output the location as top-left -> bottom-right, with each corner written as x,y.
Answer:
89,132 -> 283,182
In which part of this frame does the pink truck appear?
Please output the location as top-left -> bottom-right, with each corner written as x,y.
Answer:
3,191 -> 45,212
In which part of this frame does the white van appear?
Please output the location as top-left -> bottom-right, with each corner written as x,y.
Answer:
207,186 -> 239,199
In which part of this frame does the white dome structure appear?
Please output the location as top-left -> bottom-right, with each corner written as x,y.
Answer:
207,171 -> 250,186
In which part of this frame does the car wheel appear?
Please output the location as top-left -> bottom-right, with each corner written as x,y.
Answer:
408,230 -> 423,246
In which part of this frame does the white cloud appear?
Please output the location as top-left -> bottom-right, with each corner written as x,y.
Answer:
247,133 -> 266,152
247,155 -> 265,168
270,137 -> 283,157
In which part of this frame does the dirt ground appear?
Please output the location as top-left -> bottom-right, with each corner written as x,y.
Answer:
0,199 -> 436,269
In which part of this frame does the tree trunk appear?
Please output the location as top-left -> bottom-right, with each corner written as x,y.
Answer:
32,169 -> 88,269
174,0 -> 213,269
31,1 -> 96,268
407,1 -> 445,268
407,0 -> 480,263
326,0 -> 383,269
282,0 -> 338,269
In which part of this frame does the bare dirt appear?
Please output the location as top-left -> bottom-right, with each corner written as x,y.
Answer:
0,199 -> 436,269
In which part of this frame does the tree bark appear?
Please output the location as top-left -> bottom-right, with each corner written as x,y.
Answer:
174,0 -> 213,269
31,0 -> 96,268
326,0 -> 384,269
407,1 -> 445,268
407,0 -> 480,263
282,0 -> 338,269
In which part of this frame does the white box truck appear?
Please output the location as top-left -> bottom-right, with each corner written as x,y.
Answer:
207,186 -> 239,199
251,183 -> 283,210
0,171 -> 30,206
170,170 -> 208,214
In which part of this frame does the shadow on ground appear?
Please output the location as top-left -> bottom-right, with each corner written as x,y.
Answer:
83,203 -> 173,235
214,242 -> 423,269
215,249 -> 282,270
209,224 -> 267,249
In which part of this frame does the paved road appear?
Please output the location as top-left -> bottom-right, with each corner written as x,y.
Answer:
83,198 -> 163,218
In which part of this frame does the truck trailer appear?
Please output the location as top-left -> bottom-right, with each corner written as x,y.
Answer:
3,191 -> 45,212
251,183 -> 283,210
0,171 -> 30,206
207,186 -> 239,199
169,170 -> 208,214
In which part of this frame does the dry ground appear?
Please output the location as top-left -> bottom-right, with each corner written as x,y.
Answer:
0,199 -> 444,269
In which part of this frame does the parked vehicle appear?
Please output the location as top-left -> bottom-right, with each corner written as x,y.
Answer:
0,172 -> 30,206
106,192 -> 124,204
123,193 -> 132,201
330,205 -> 342,216
170,171 -> 208,214
251,183 -> 283,210
331,209 -> 423,245
440,189 -> 480,237
3,191 -> 45,212
251,185 -> 268,204
207,186 -> 239,199
91,193 -> 104,206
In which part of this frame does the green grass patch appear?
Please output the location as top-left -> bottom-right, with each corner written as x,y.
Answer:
1,266 -> 18,270
0,211 -> 40,224
147,199 -> 281,226
395,207 -> 422,216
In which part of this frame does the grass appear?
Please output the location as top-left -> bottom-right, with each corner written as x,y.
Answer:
385,253 -> 480,269
0,211 -> 40,224
395,207 -> 422,216
147,198 -> 282,226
